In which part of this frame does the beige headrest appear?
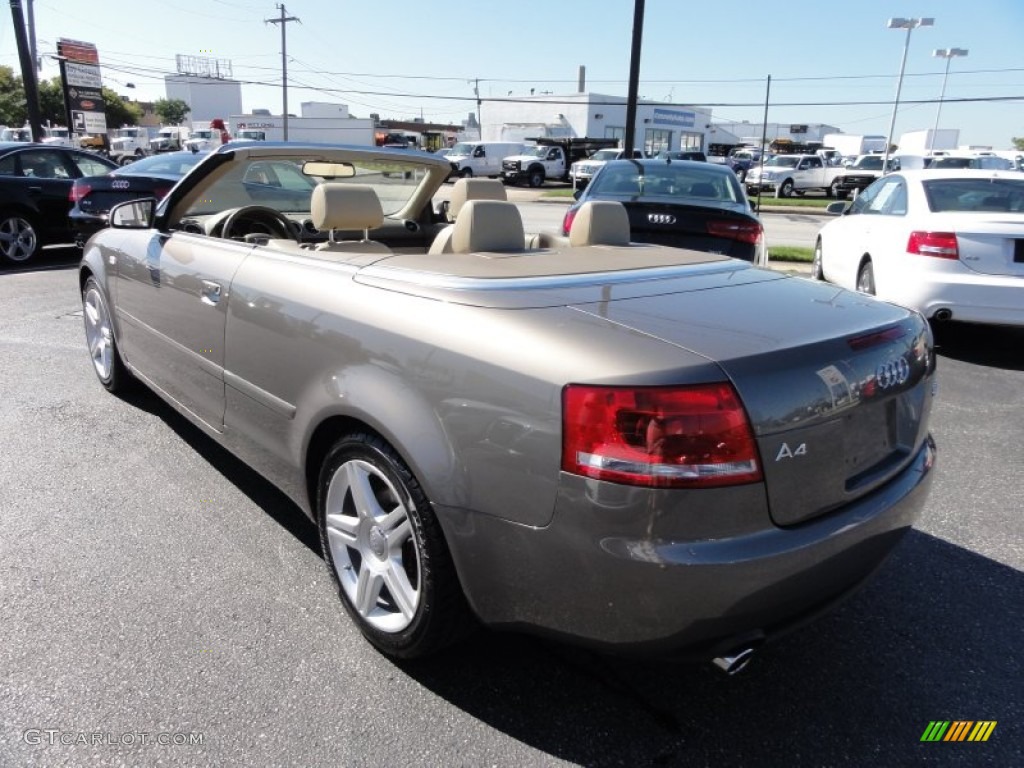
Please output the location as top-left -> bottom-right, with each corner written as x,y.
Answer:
569,201 -> 631,247
311,183 -> 384,231
450,200 -> 524,253
448,178 -> 507,221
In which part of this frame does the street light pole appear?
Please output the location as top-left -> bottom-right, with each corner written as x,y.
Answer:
883,17 -> 933,172
929,47 -> 968,154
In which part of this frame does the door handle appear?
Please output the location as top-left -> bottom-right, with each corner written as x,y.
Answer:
200,280 -> 222,305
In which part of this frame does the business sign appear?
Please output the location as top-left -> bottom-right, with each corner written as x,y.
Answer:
57,38 -> 108,138
652,108 -> 696,128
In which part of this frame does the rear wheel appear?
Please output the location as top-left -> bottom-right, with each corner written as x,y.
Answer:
0,211 -> 39,263
812,239 -> 824,280
458,168 -> 473,179
856,260 -> 876,295
317,433 -> 472,658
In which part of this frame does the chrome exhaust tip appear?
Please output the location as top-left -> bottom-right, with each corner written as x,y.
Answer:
711,646 -> 757,676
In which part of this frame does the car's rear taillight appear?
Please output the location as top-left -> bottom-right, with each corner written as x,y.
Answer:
562,207 -> 578,236
68,182 -> 91,203
706,218 -> 764,246
907,231 -> 959,259
562,383 -> 763,489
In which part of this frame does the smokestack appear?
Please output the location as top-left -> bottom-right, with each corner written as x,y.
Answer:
578,65 -> 586,93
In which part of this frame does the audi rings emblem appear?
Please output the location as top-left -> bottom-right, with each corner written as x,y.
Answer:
875,357 -> 911,389
648,213 -> 676,224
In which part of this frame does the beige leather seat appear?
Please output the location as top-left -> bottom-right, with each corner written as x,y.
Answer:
310,183 -> 390,253
429,178 -> 507,255
447,200 -> 525,253
568,201 -> 631,247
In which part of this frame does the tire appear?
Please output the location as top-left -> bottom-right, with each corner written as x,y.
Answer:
527,167 -> 545,188
0,211 -> 40,263
458,168 -> 473,179
82,276 -> 131,393
812,238 -> 824,281
317,433 -> 472,658
828,179 -> 842,199
856,260 -> 876,295
736,169 -> 747,183
776,179 -> 794,198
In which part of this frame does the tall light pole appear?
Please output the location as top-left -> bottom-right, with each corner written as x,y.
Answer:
883,17 -> 933,172
929,47 -> 968,154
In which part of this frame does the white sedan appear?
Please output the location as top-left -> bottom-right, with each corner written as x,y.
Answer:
813,169 -> 1024,327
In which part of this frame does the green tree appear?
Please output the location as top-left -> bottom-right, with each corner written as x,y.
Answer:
0,65 -> 26,126
1012,137 -> 1024,151
37,77 -> 66,126
102,88 -> 142,128
153,98 -> 190,126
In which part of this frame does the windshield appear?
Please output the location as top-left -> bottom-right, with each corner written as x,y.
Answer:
764,156 -> 800,168
521,146 -> 548,158
590,163 -> 743,204
854,156 -> 885,170
192,130 -> 214,140
118,152 -> 205,177
449,143 -> 474,156
589,149 -> 621,162
180,153 -> 432,219
923,178 -> 1024,212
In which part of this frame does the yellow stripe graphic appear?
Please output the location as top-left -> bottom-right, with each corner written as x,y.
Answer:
969,721 -> 997,742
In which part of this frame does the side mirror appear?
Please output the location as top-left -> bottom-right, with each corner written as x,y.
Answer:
826,201 -> 849,216
109,198 -> 156,229
573,189 -> 582,200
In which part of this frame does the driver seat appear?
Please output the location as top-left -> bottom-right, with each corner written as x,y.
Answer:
310,183 -> 390,253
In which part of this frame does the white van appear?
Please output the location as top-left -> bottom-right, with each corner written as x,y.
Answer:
446,141 -> 523,179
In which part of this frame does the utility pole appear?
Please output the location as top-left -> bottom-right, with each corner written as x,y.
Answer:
622,0 -> 645,157
472,78 -> 481,138
266,4 -> 300,140
9,0 -> 42,141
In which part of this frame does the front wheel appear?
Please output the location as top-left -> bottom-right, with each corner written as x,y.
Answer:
776,179 -> 795,198
82,276 -> 131,393
828,179 -> 841,199
856,260 -> 876,295
0,211 -> 40,263
317,433 -> 472,658
527,168 -> 545,188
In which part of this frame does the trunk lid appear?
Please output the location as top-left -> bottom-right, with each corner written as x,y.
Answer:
940,213 -> 1024,277
621,200 -> 761,262
567,275 -> 936,526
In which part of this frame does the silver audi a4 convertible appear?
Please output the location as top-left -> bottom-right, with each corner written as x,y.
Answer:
80,142 -> 937,669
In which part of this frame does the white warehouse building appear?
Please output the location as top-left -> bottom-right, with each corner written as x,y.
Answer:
482,93 -> 714,155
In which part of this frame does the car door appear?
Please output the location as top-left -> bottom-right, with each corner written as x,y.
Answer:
824,176 -> 905,288
116,226 -> 252,432
0,148 -> 78,242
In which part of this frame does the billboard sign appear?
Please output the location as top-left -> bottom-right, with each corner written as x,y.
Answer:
57,39 -> 108,138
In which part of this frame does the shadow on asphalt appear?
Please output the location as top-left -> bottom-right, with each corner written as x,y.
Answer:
119,384 -> 321,555
933,321 -> 1024,372
0,245 -> 81,275
395,532 -> 1021,766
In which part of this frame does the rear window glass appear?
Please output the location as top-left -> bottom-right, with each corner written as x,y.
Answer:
591,165 -> 742,203
923,178 -> 1024,212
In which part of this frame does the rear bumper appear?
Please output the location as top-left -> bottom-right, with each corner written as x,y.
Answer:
438,435 -> 935,657
68,210 -> 108,243
884,267 -> 1024,327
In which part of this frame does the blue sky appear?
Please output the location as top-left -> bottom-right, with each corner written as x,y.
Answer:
4,0 -> 1022,148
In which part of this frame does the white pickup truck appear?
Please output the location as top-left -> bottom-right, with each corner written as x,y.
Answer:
108,127 -> 152,165
745,154 -> 844,198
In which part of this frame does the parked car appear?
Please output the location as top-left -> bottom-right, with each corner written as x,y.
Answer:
569,148 -> 644,187
564,158 -> 767,265
0,142 -> 117,262
745,154 -> 844,198
69,151 -> 208,244
830,153 -> 892,200
656,150 -> 708,162
80,142 -> 937,667
814,169 -> 1024,327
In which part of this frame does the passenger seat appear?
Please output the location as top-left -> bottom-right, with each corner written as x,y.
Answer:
568,201 -> 631,247
429,178 -> 507,255
310,183 -> 390,253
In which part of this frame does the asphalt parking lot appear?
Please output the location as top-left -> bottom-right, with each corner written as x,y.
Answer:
0,250 -> 1020,767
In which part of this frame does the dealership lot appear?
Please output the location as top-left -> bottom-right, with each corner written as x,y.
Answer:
0,254 -> 1020,766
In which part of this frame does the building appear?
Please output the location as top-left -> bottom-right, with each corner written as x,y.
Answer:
482,92 -> 713,154
707,121 -> 842,151
164,74 -> 243,125
231,101 -> 374,145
